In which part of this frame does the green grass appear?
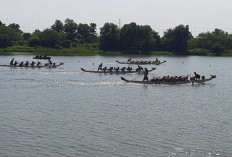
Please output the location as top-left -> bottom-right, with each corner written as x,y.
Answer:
151,51 -> 173,55
0,45 -> 101,56
2,45 -> 232,56
222,50 -> 232,56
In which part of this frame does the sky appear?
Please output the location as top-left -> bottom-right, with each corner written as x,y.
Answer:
0,0 -> 232,36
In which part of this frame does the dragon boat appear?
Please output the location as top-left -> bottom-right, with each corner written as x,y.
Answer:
81,67 -> 156,74
33,56 -> 51,60
121,75 -> 216,85
116,60 -> 166,65
0,62 -> 64,68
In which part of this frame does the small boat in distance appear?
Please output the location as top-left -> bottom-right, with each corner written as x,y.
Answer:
81,67 -> 156,74
33,55 -> 51,60
116,59 -> 166,65
121,75 -> 216,85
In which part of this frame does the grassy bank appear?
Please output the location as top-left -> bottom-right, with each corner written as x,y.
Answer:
1,46 -> 232,56
0,45 -> 124,56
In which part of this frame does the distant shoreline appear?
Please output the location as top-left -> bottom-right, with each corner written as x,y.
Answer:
1,46 -> 232,56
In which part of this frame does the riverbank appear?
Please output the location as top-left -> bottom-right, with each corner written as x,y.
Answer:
1,45 -> 232,56
0,46 -> 172,56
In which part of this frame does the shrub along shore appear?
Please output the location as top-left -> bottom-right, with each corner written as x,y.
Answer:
1,45 -> 232,56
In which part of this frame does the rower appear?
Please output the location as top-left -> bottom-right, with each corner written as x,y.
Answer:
37,61 -> 41,66
53,63 -> 56,67
109,67 -> 113,72
121,67 -> 125,72
194,72 -> 200,80
48,59 -> 52,64
98,63 -> 103,71
103,67 -> 107,72
13,61 -> 18,66
19,62 -> 24,67
10,58 -> 14,65
143,68 -> 149,81
115,66 -> 119,72
136,65 -> 143,71
25,61 -> 29,67
31,61 -> 35,66
127,58 -> 131,63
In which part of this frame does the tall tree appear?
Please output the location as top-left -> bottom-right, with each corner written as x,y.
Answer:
99,23 -> 120,51
197,29 -> 230,50
89,23 -> 97,42
0,24 -> 21,48
120,23 -> 159,53
120,22 -> 138,51
51,20 -> 64,33
63,18 -> 78,42
8,23 -> 23,34
77,23 -> 90,43
36,29 -> 63,47
162,25 -> 192,54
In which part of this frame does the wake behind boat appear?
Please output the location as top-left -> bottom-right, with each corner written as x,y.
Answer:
121,75 -> 216,85
81,67 -> 156,74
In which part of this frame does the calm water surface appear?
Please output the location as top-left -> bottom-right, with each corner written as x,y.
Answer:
0,55 -> 232,156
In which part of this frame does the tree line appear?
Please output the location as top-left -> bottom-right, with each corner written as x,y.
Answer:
1,19 -> 232,55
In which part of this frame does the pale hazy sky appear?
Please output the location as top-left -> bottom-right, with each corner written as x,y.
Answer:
0,0 -> 232,36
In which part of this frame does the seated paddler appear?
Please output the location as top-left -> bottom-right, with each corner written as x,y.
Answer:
13,61 -> 18,66
98,63 -> 103,71
10,58 -> 14,65
37,61 -> 41,66
19,62 -> 24,66
25,61 -> 29,67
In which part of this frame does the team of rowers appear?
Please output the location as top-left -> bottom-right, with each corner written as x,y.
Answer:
127,58 -> 161,64
35,54 -> 49,58
150,75 -> 189,82
97,63 -> 143,72
145,72 -> 201,82
9,58 -> 56,67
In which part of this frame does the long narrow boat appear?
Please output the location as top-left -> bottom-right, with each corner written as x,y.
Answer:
121,75 -> 216,85
116,60 -> 166,65
81,67 -> 156,74
0,62 -> 64,68
33,56 -> 51,60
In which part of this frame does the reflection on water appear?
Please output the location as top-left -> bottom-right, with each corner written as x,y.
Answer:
0,55 -> 232,156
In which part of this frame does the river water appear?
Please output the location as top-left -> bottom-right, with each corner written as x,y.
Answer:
0,55 -> 231,156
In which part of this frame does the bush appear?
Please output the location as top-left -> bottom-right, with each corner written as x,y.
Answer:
54,44 -> 63,49
61,40 -> 71,48
29,36 -> 40,47
85,44 -> 90,49
188,48 -> 210,55
211,43 -> 224,55
92,44 -> 98,49
70,42 -> 78,48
